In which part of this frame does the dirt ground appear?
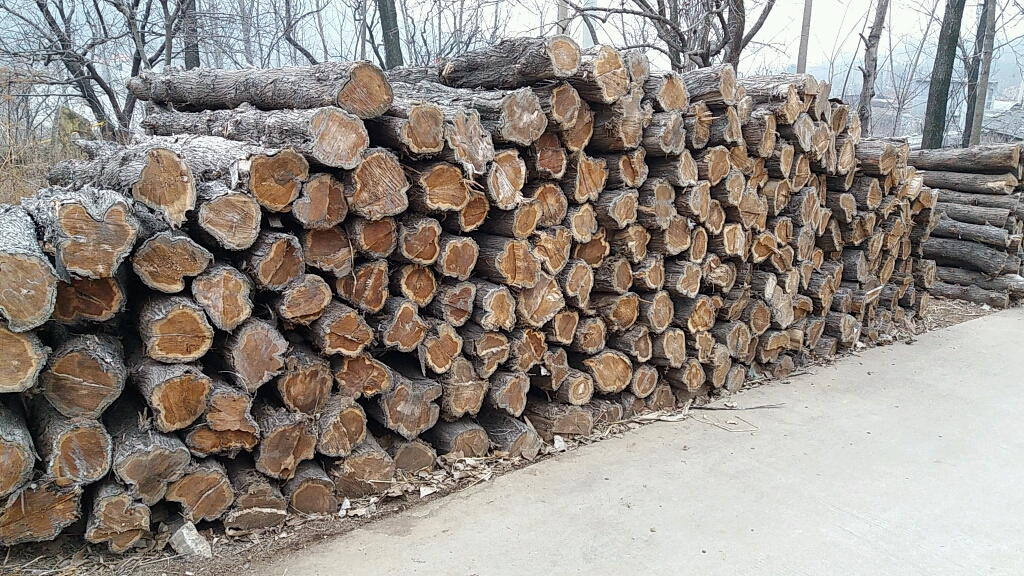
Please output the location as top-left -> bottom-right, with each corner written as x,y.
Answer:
0,297 -> 1007,576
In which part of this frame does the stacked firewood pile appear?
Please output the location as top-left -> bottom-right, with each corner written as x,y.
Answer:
907,144 -> 1024,308
0,36 -> 936,550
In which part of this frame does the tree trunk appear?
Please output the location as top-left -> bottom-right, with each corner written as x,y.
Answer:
858,0 -> 890,135
921,0 -> 968,148
128,61 -> 393,119
376,0 -> 404,69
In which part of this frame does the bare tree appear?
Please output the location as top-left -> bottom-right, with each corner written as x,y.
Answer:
858,0 -> 890,135
922,0 -> 967,149
797,0 -> 812,74
963,0 -> 995,145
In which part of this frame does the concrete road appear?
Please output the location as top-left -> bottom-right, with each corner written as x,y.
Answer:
262,308 -> 1024,576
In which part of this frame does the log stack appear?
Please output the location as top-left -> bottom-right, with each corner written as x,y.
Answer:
906,144 -> 1024,308
0,38 -> 942,549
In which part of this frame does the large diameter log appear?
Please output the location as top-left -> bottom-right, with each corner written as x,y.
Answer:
106,399 -> 191,505
23,187 -> 138,280
0,205 -> 57,331
275,273 -> 333,325
0,480 -> 82,546
486,371 -> 531,417
224,318 -> 289,393
275,345 -> 333,415
920,170 -> 1017,195
194,182 -> 261,251
407,162 -> 471,213
241,231 -> 305,291
930,280 -> 1011,308
922,237 -> 1020,275
330,435 -> 395,497
144,104 -> 369,169
476,408 -> 541,460
131,358 -> 212,433
367,101 -> 445,157
459,322 -> 511,378
302,227 -> 355,277
370,297 -> 428,352
0,400 -> 35,499
440,35 -> 581,88
435,355 -> 487,421
129,61 -> 393,118
84,479 -> 151,552
369,366 -> 442,440
931,214 -> 1011,248
191,263 -> 253,331
344,147 -> 411,220
282,461 -> 338,515
644,71 -> 689,112
680,63 -> 736,107
589,85 -> 653,151
165,459 -> 234,523
936,266 -> 1024,294
254,402 -> 317,480
569,45 -> 630,104
132,230 -> 212,293
0,324 -> 48,394
139,296 -> 214,363
224,455 -> 287,532
293,173 -> 348,229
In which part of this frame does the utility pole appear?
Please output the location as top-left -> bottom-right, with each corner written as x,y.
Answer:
797,0 -> 813,73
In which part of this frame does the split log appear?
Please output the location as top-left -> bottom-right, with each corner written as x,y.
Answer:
165,459 -> 234,523
476,408 -> 540,460
336,259 -> 390,313
308,299 -> 375,357
84,479 -> 151,552
223,455 -> 287,532
743,107 -> 777,158
129,61 -> 393,118
241,231 -> 305,291
275,273 -> 333,325
525,398 -> 592,440
139,296 -> 214,363
569,45 -> 629,104
282,461 -> 337,515
144,104 -> 369,169
253,402 -> 317,480
193,182 -> 261,250
368,366 -> 442,439
23,187 -> 138,280
276,345 -> 333,415
223,318 -> 289,393
131,358 -> 212,433
930,281 -> 1011,308
390,264 -> 439,307
330,435 -> 395,497
0,400 -> 34,499
458,322 -> 511,378
707,106 -> 744,147
0,480 -> 82,546
0,205 -> 57,331
418,319 -> 463,374
422,418 -> 489,456
189,264 -> 253,332
106,399 -> 191,505
486,371 -> 531,417
316,394 -> 367,457
425,280 -> 476,327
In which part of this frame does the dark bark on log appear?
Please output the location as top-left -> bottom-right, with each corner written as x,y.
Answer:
920,170 -> 1017,195
223,455 -> 287,533
476,408 -> 540,460
253,401 -> 316,480
440,36 -> 581,88
0,479 -> 82,546
930,280 -> 1011,307
423,418 -> 489,456
922,237 -> 1020,275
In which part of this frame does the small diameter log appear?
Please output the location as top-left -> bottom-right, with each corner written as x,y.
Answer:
505,328 -> 548,372
0,205 -> 57,331
391,264 -> 439,307
472,234 -> 541,288
594,256 -> 634,294
223,318 -> 289,393
432,234 -> 479,283
476,408 -> 541,460
193,181 -> 261,251
53,276 -> 124,325
131,358 -> 212,433
824,312 -> 861,345
533,226 -> 573,275
254,402 -> 317,480
589,85 -> 653,151
459,322 -> 511,378
673,294 -> 716,334
330,435 -> 395,498
292,173 -> 348,229
593,292 -> 641,333
647,151 -> 698,187
612,224 -> 651,264
343,147 -> 411,220
637,289 -> 675,334
336,259 -> 390,313
368,366 -> 442,439
486,371 -> 531,417
406,162 -> 470,213
934,202 -> 1011,227
440,35 -> 580,88
164,459 -> 234,523
183,423 -> 258,459
664,260 -> 702,298
247,149 -> 309,212
0,400 -> 34,499
545,309 -> 579,347
920,170 -> 1017,195
569,45 -> 630,104
478,202 -> 542,240
0,480 -> 82,546
191,263 -> 253,331
241,231 -> 305,291
594,188 -> 639,230
569,349 -> 632,394
309,299 -> 375,357
562,152 -> 609,204
650,327 -> 687,368
931,214 -> 1011,248
563,203 -> 599,243
139,296 -> 214,363
423,418 -> 489,457
393,215 -> 442,265
317,394 -> 368,457
346,216 -> 398,258
370,297 -> 429,352
385,436 -> 436,474
202,379 -> 259,436
106,399 -> 191,505
559,100 -> 595,153
644,71 -> 689,112
425,280 -> 476,327
84,479 -> 151,552
526,398 -> 593,440
23,187 -> 138,280
276,345 -> 332,415
608,325 -> 653,362
930,281 -> 1011,308
418,319 -> 463,374
558,258 -> 594,309
525,181 -> 569,229
275,273 -> 333,325
224,455 -> 287,533
680,63 -> 736,107
332,354 -> 392,399
907,144 -> 1020,173
664,358 -> 706,394
302,227 -> 354,276
282,461 -> 337,515
601,148 -> 649,190
517,271 -> 566,328
571,316 -> 608,354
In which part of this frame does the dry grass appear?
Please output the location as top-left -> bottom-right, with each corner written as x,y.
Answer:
0,141 -> 81,205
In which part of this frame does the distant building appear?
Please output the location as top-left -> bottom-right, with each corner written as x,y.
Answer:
981,103 -> 1024,143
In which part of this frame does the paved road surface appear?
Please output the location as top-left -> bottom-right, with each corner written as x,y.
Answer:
261,307 -> 1024,576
